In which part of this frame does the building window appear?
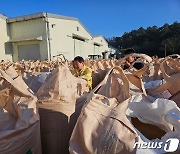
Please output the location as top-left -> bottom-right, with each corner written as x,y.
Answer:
77,26 -> 79,31
52,24 -> 56,28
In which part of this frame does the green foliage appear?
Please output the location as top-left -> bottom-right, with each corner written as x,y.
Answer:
108,22 -> 180,57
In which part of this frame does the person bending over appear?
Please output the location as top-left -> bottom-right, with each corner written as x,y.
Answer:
122,48 -> 144,70
72,56 -> 92,90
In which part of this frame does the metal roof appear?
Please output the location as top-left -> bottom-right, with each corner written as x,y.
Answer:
5,12 -> 107,43
6,12 -> 78,23
0,14 -> 7,20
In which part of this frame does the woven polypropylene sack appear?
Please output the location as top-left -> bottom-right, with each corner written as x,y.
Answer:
0,67 -> 41,154
37,62 -> 86,154
147,58 -> 180,106
69,67 -> 138,154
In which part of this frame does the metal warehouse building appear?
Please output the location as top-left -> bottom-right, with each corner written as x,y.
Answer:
0,12 -> 114,61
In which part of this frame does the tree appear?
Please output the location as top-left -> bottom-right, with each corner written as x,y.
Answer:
166,37 -> 180,54
108,22 -> 180,57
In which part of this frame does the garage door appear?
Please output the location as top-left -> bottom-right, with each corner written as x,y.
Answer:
74,39 -> 85,57
18,44 -> 40,61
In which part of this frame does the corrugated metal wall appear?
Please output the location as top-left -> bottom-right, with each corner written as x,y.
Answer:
9,18 -> 49,61
18,44 -> 40,61
10,18 -> 46,40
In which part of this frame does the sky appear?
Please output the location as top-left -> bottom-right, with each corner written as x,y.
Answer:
0,0 -> 180,39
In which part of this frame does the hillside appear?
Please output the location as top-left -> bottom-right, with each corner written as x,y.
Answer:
108,22 -> 180,57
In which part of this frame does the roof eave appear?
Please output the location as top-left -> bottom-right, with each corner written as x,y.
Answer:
0,14 -> 7,20
7,12 -> 45,23
93,35 -> 108,45
5,12 -> 93,38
